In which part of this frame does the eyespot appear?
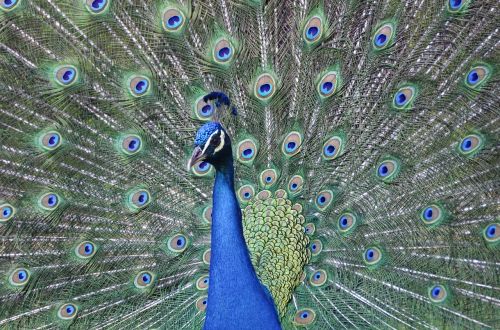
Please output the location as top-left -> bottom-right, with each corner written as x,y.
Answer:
373,23 -> 395,50
483,223 -> 499,244
213,38 -> 233,64
163,8 -> 185,32
39,193 -> 60,210
322,135 -> 344,160
196,295 -> 208,312
317,71 -> 338,98
458,134 -> 483,156
420,204 -> 445,227
192,160 -> 213,176
237,185 -> 255,204
196,275 -> 209,290
254,73 -> 276,100
201,205 -> 212,224
120,134 -> 142,155
202,249 -> 211,265
303,15 -> 322,43
259,169 -> 278,187
428,284 -> 448,303
363,246 -> 383,267
57,303 -> 78,320
55,65 -> 78,86
309,269 -> 327,287
40,131 -> 62,151
304,223 -> 315,235
281,132 -> 303,157
85,0 -> 109,14
293,308 -> 316,325
127,189 -> 151,210
128,76 -> 150,97
167,234 -> 189,253
310,239 -> 322,256
237,139 -> 258,164
194,95 -> 214,121
9,268 -> 30,286
337,212 -> 357,235
393,86 -> 416,110
465,65 -> 490,90
0,203 -> 15,223
288,175 -> 304,195
315,190 -> 333,211
134,271 -> 155,289
448,0 -> 469,12
75,241 -> 96,259
1,0 -> 19,11
376,159 -> 400,182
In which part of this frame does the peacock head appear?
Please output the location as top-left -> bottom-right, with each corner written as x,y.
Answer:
188,122 -> 231,170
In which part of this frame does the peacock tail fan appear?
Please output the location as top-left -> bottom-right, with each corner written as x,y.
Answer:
0,0 -> 499,329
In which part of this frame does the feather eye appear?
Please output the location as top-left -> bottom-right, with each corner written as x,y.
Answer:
236,139 -> 258,164
309,269 -> 327,287
253,73 -> 276,101
304,223 -> 315,235
127,188 -> 151,210
0,203 -> 15,223
372,23 -> 395,50
55,65 -> 78,86
483,223 -> 499,245
447,0 -> 470,13
259,168 -> 279,188
465,65 -> 490,89
303,15 -> 323,44
315,190 -> 333,211
120,134 -> 142,155
162,8 -> 186,32
196,275 -> 209,290
9,268 -> 30,286
39,193 -> 60,210
458,133 -> 484,156
392,85 -> 417,110
85,0 -> 109,14
202,248 -> 211,265
376,158 -> 400,183
420,204 -> 446,227
288,175 -> 304,195
293,308 -> 316,325
317,71 -> 339,98
337,211 -> 358,235
134,271 -> 155,289
167,234 -> 189,253
192,160 -> 213,176
213,38 -> 234,64
75,241 -> 96,259
322,134 -> 345,160
202,205 -> 212,224
281,131 -> 303,157
428,284 -> 448,304
128,75 -> 150,97
194,95 -> 214,121
363,246 -> 384,268
310,239 -> 322,256
1,0 -> 19,11
39,131 -> 62,151
196,295 -> 208,312
237,185 -> 255,204
57,303 -> 78,320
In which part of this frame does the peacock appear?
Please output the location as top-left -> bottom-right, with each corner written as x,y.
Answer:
0,0 -> 499,329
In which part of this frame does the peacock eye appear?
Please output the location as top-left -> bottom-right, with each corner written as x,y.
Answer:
419,204 -> 446,227
213,38 -> 234,64
304,223 -> 315,235
237,185 -> 255,204
134,271 -> 155,289
167,233 -> 189,253
310,239 -> 322,256
202,248 -> 211,265
163,8 -> 185,32
196,295 -> 208,311
120,135 -> 142,155
39,193 -> 60,210
322,135 -> 344,160
282,132 -> 303,157
128,76 -> 150,97
392,86 -> 416,110
192,160 -> 212,176
376,159 -> 400,182
448,0 -> 468,12
237,139 -> 258,164
40,131 -> 62,151
483,223 -> 499,244
458,134 -> 483,156
259,169 -> 278,187
303,15 -> 323,43
128,189 -> 151,210
288,175 -> 304,195
363,246 -> 384,268
86,0 -> 109,13
55,65 -> 78,86
57,303 -> 78,320
196,275 -> 209,290
9,268 -> 30,286
254,73 -> 276,101
315,190 -> 333,211
373,23 -> 395,50
428,284 -> 448,303
0,203 -> 15,222
294,308 -> 316,325
337,212 -> 358,235
309,269 -> 327,287
1,0 -> 19,11
75,241 -> 96,259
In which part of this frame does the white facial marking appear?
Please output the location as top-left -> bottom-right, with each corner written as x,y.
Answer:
202,130 -> 219,155
215,130 -> 225,153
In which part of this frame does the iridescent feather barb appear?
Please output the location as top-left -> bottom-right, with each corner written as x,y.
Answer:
0,0 -> 499,329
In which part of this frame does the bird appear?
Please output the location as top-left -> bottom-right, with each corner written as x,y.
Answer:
0,0 -> 498,329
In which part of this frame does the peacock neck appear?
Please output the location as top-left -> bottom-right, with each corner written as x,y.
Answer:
205,156 -> 281,330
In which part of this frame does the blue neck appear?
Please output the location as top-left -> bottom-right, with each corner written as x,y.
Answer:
204,156 -> 281,330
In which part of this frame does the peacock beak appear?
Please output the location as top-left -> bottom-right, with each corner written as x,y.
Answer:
187,146 -> 206,171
